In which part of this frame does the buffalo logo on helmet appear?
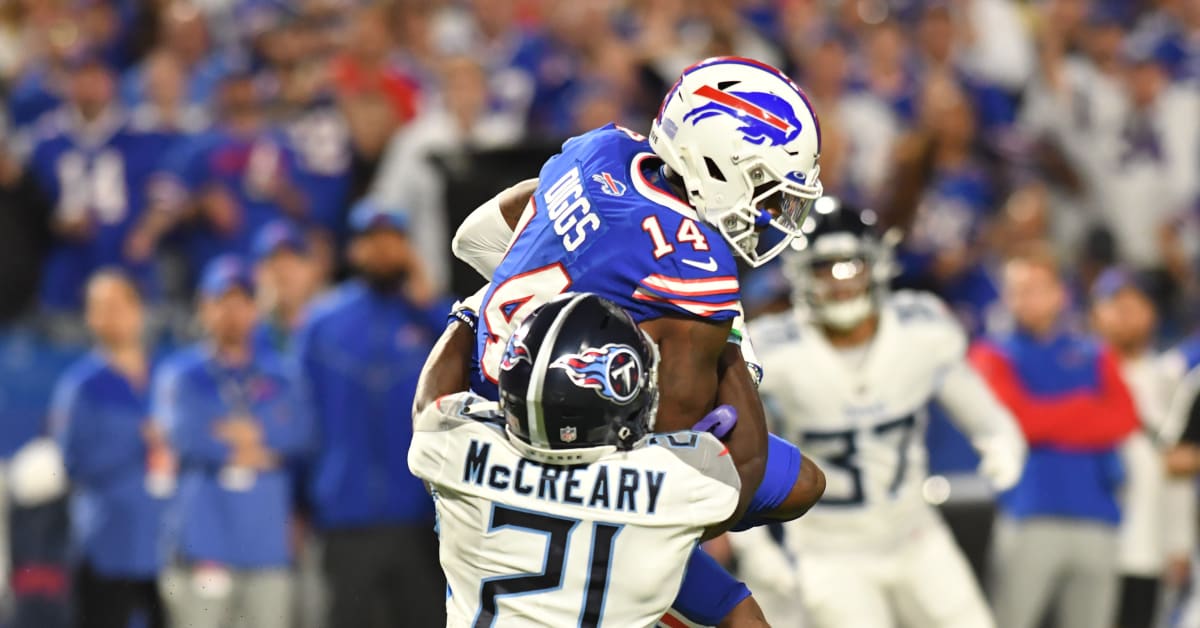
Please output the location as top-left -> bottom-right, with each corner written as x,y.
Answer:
683,85 -> 803,147
550,343 -> 643,404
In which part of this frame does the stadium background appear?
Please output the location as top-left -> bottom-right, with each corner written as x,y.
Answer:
0,0 -> 1197,626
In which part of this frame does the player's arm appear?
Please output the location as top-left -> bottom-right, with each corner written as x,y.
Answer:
640,316 -> 768,527
936,358 -> 1028,490
451,178 -> 538,277
718,598 -> 770,628
413,320 -> 475,417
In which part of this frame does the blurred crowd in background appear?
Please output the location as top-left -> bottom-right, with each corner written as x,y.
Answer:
1,0 -> 1200,626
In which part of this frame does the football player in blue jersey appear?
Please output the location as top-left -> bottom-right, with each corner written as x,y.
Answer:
418,57 -> 828,626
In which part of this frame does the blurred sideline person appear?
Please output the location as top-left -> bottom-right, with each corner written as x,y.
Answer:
750,198 -> 1025,628
972,244 -> 1139,628
250,219 -> 319,359
410,293 -> 740,627
1090,268 -> 1196,628
294,200 -> 450,628
50,270 -> 168,628
154,255 -> 313,628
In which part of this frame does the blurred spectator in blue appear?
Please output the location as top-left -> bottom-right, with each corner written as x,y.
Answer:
972,245 -> 1140,628
49,270 -> 168,628
279,55 -> 352,249
140,70 -> 305,281
434,0 -> 538,128
294,201 -> 448,628
1024,13 -> 1199,328
887,74 -> 1000,337
25,54 -> 169,311
1089,268 -> 1197,628
250,220 -> 319,359
792,32 -> 898,207
913,2 -> 1031,133
330,3 -> 420,173
119,2 -> 237,110
371,55 -> 523,294
127,50 -> 209,138
849,21 -> 920,123
154,255 -> 312,628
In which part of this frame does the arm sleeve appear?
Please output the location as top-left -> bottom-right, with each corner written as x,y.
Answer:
451,194 -> 517,279
51,376 -> 144,485
969,343 -> 1139,449
936,359 -> 1027,463
153,366 -> 230,468
670,548 -> 752,626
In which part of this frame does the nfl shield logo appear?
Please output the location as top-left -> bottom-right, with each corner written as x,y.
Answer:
560,426 -> 578,443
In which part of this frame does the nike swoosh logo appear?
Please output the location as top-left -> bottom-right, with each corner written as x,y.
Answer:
680,256 -> 719,272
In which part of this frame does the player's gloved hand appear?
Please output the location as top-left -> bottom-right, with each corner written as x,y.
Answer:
694,405 -> 738,440
976,436 -> 1025,491
449,285 -> 489,332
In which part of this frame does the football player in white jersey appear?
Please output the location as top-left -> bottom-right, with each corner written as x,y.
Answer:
750,197 -> 1028,628
410,293 -> 742,628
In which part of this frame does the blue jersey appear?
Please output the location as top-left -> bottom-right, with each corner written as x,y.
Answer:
474,124 -> 742,397
283,105 -> 352,234
156,127 -> 300,274
26,110 -> 167,309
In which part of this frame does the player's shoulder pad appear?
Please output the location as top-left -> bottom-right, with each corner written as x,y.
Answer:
888,290 -> 967,355
747,309 -> 803,355
645,430 -> 740,492
413,392 -> 501,433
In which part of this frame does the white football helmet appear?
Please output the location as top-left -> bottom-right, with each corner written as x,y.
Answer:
650,56 -> 823,267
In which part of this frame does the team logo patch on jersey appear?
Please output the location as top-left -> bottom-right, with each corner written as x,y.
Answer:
550,343 -> 643,404
560,426 -> 578,443
683,85 -> 802,146
591,172 -> 627,197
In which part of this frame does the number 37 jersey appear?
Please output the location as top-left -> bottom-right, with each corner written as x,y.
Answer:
474,124 -> 742,396
409,393 -> 740,628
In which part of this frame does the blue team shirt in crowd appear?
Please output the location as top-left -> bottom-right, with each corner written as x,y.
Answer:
26,109 -> 168,309
157,126 -> 300,274
987,330 -> 1125,526
295,281 -> 451,529
282,104 -> 353,234
153,345 -> 312,568
51,351 -> 165,578
474,124 -> 742,398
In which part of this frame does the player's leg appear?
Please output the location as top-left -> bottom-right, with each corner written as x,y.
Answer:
1055,523 -> 1119,628
382,524 -> 447,627
797,550 -> 894,628
990,518 -> 1067,628
236,568 -> 293,628
892,520 -> 995,628
321,529 -> 380,628
726,525 -> 804,625
162,564 -> 230,628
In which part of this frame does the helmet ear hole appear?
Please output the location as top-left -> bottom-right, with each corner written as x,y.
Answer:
704,157 -> 727,182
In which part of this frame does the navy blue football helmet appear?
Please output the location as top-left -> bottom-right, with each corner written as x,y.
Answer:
498,293 -> 660,464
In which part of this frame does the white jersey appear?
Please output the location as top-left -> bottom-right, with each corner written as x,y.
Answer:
751,291 -> 1016,552
409,393 -> 740,628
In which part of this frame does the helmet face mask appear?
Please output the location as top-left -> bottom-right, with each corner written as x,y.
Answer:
651,56 -> 824,268
784,198 -> 896,331
498,293 -> 661,465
